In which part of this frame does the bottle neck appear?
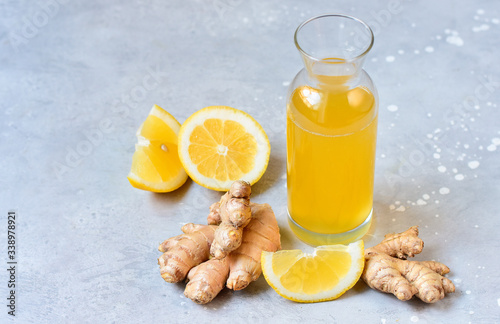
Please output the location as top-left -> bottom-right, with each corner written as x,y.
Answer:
301,56 -> 366,89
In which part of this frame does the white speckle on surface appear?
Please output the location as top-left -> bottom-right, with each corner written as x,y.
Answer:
381,319 -> 386,324
392,218 -> 396,222
455,278 -> 462,283
474,225 -> 479,228
425,46 -> 434,53
433,153 -> 440,159
436,214 -> 439,217
492,18 -> 500,24
466,290 -> 471,294
180,301 -> 186,306
381,153 -> 386,158
455,174 -> 465,181
423,194 -> 430,200
386,56 -> 395,62
446,33 -> 464,46
395,201 -> 400,205
389,204 -> 395,210
398,49 -> 404,55
417,199 -> 427,205
439,187 -> 450,195
469,311 -> 474,315
497,298 -> 500,306
281,173 -> 286,179
282,81 -> 290,86
427,112 -> 432,117
492,138 -> 500,145
452,168 -> 458,173
472,24 -> 490,32
436,35 -> 442,40
387,104 -> 398,112
487,144 -> 497,151
477,8 -> 485,15
427,133 -> 433,139
395,205 -> 406,212
410,315 -> 419,322
371,57 -> 378,62
468,161 -> 480,169
414,49 -> 420,54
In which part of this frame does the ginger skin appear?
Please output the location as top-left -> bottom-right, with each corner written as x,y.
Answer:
181,203 -> 281,303
226,203 -> 281,290
362,226 -> 455,303
209,180 -> 252,259
184,258 -> 230,304
159,181 -> 281,304
158,224 -> 217,283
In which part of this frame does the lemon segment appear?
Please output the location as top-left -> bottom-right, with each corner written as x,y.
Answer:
178,106 -> 270,191
261,240 -> 364,303
127,105 -> 188,192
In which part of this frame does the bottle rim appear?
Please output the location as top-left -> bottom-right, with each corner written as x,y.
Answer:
294,14 -> 374,63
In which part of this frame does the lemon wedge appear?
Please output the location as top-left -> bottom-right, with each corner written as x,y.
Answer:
128,105 -> 188,192
261,240 -> 364,303
178,106 -> 270,191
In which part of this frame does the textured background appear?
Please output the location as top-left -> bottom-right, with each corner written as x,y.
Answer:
1,0 -> 500,323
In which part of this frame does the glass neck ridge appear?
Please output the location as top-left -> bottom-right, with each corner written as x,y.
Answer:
302,56 -> 366,88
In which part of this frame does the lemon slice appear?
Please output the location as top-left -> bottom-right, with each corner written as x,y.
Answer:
128,105 -> 188,192
178,106 -> 270,191
261,240 -> 364,303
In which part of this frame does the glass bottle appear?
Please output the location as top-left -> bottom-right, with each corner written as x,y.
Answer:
286,14 -> 378,245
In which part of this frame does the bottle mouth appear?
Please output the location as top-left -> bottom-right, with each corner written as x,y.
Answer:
294,14 -> 374,64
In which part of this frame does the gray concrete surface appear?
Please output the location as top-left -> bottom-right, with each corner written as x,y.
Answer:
1,0 -> 499,323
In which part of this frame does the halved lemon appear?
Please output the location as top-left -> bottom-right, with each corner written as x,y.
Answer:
128,105 -> 188,192
178,106 -> 270,191
261,240 -> 364,303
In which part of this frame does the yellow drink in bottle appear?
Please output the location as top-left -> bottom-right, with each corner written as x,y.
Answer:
287,79 -> 377,236
287,14 -> 378,245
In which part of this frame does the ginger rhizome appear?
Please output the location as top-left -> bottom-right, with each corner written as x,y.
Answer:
158,223 -> 217,283
185,257 -> 230,304
226,203 -> 281,290
362,226 -> 455,303
158,181 -> 281,304
208,180 -> 252,259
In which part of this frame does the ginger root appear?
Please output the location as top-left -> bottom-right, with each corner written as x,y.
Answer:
362,226 -> 455,303
183,203 -> 281,303
226,203 -> 281,290
184,257 -> 230,304
208,180 -> 252,259
158,223 -> 217,283
159,181 -> 281,304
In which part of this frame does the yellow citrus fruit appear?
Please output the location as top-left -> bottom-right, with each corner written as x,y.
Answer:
128,105 -> 188,192
178,106 -> 270,191
261,240 -> 365,303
